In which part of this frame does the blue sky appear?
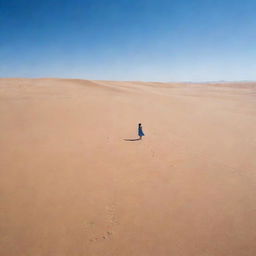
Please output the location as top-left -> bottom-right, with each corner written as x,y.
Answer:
1,0 -> 256,81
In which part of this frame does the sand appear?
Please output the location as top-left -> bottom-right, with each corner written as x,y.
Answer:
0,78 -> 256,256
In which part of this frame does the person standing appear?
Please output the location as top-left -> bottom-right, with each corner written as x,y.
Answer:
138,123 -> 145,140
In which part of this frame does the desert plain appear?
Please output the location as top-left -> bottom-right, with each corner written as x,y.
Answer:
0,78 -> 256,256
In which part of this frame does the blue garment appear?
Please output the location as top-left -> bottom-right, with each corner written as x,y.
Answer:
138,126 -> 145,136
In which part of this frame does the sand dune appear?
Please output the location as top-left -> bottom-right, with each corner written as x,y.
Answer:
1,78 -> 256,255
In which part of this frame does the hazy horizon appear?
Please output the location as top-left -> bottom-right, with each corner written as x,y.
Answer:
1,77 -> 256,84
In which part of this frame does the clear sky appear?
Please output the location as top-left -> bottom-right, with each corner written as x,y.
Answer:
1,0 -> 256,82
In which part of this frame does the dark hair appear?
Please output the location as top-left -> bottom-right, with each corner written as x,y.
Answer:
138,123 -> 141,126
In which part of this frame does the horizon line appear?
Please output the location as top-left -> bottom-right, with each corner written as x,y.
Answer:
0,77 -> 256,84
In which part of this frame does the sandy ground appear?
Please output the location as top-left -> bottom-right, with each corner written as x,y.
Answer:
0,78 -> 256,256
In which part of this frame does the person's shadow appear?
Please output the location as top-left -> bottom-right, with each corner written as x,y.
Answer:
123,138 -> 140,141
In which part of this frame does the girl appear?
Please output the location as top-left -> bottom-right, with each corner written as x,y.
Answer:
138,123 -> 145,140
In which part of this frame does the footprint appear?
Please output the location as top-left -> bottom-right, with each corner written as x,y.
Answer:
106,203 -> 119,226
88,203 -> 118,242
89,231 -> 113,242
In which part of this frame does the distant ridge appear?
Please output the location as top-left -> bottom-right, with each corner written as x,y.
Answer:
183,80 -> 256,84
